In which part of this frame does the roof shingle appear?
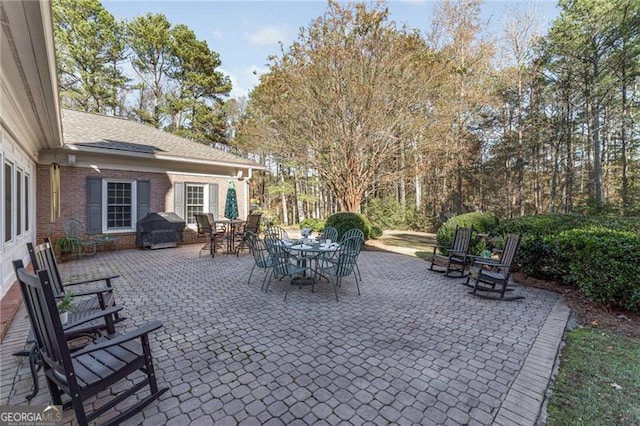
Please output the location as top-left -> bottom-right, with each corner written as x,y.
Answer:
61,109 -> 258,167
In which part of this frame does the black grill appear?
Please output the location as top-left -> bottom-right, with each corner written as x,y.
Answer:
136,212 -> 185,249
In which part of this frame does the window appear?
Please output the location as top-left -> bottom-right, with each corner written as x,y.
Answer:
186,184 -> 206,225
24,174 -> 30,232
16,169 -> 22,236
103,180 -> 136,231
4,161 -> 12,243
174,182 -> 218,225
87,178 -> 148,234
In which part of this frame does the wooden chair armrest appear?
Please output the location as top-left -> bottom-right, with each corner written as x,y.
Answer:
63,306 -> 123,333
55,287 -> 114,299
470,257 -> 508,268
71,321 -> 163,357
432,244 -> 451,250
448,249 -> 467,255
63,275 -> 119,287
431,244 -> 453,255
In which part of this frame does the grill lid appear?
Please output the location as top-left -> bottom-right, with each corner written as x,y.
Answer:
136,212 -> 185,231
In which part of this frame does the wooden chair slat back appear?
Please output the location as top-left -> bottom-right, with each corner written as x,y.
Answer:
12,260 -> 76,384
28,239 -> 65,296
451,227 -> 473,253
499,234 -> 521,272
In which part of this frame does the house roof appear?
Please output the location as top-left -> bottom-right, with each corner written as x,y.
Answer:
61,109 -> 260,168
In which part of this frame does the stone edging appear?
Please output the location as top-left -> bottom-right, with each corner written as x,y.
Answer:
493,297 -> 571,426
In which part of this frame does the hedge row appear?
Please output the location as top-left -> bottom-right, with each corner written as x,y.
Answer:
493,214 -> 640,311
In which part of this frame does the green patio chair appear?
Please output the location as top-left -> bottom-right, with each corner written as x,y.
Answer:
62,218 -> 97,258
316,235 -> 364,302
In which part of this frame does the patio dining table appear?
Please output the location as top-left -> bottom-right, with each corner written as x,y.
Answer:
287,240 -> 340,286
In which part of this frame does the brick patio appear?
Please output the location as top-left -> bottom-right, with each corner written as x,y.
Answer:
0,245 -> 569,425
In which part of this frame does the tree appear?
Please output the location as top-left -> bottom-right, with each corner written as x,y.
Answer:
165,24 -> 232,144
548,0 -> 622,208
502,9 -> 542,216
126,13 -> 173,127
249,1 -> 435,212
427,0 -> 495,215
126,17 -> 232,143
53,0 -> 127,114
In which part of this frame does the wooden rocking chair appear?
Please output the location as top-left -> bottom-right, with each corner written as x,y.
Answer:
463,233 -> 524,301
28,238 -> 122,329
429,226 -> 473,277
12,261 -> 168,425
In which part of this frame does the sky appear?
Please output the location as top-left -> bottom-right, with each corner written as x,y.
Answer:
104,0 -> 560,99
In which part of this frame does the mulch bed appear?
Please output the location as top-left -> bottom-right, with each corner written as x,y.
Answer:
512,272 -> 640,339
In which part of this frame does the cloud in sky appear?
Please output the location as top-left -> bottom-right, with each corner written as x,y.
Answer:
244,24 -> 291,46
211,29 -> 223,40
222,65 -> 270,99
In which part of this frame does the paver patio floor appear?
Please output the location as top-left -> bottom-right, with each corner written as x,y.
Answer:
1,245 -> 569,425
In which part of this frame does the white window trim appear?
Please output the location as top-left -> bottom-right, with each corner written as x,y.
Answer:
102,179 -> 137,233
185,183 -> 209,227
3,159 -> 14,246
24,172 -> 30,233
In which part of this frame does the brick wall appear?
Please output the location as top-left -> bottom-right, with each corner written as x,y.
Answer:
36,165 -> 246,250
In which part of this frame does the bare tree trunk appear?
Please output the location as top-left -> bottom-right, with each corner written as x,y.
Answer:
295,172 -> 305,223
455,159 -> 463,214
550,134 -> 561,213
415,173 -> 422,211
516,76 -> 525,216
621,66 -> 629,215
280,171 -> 289,225
564,92 -> 574,213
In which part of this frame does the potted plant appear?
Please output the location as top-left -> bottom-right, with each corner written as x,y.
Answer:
57,292 -> 74,324
56,237 -> 79,260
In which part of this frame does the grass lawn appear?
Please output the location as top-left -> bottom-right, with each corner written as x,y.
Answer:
546,327 -> 640,425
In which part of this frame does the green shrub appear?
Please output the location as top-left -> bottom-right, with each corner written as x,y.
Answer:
494,214 -> 640,281
556,227 -> 640,310
325,212 -> 372,241
595,216 -> 640,233
370,225 -> 383,239
436,212 -> 499,255
298,218 -> 325,232
493,213 -> 591,237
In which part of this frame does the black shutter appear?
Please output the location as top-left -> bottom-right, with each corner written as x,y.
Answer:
208,183 -> 218,219
137,180 -> 150,223
86,177 -> 102,234
174,182 -> 185,219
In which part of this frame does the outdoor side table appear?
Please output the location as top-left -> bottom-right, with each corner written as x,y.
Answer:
97,235 -> 120,251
